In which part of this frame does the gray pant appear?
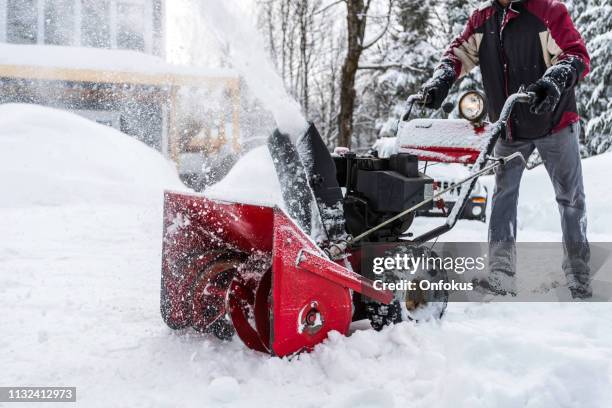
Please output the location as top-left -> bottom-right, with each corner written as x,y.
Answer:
488,122 -> 590,287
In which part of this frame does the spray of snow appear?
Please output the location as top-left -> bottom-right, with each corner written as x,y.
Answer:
199,1 -> 308,140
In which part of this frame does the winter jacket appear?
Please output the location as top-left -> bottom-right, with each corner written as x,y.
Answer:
440,0 -> 590,139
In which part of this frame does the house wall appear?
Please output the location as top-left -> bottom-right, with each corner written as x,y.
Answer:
0,0 -> 165,57
0,0 -> 169,151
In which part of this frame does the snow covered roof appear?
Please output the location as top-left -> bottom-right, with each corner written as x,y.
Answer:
0,43 -> 239,87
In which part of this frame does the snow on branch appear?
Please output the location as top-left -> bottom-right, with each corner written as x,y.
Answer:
357,62 -> 428,73
361,0 -> 393,50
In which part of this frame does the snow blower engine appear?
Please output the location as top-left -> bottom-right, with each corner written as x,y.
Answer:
160,91 -> 533,357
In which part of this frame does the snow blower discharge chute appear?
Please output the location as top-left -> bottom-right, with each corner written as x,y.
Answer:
160,91 -> 534,357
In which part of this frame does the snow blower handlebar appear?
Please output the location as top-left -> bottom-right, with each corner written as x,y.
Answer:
351,91 -> 535,245
412,91 -> 534,243
401,93 -> 430,121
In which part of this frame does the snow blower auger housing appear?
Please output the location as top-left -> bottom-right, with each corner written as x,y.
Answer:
160,192 -> 393,356
161,91 -> 534,357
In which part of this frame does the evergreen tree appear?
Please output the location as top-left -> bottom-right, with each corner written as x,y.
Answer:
367,0 -> 438,138
443,0 -> 483,116
575,0 -> 612,154
373,0 -> 485,140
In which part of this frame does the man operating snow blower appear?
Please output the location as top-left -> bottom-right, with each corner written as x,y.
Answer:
419,0 -> 591,298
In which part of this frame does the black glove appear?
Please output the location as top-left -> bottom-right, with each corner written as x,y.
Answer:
420,64 -> 455,109
526,78 -> 561,115
527,61 -> 579,115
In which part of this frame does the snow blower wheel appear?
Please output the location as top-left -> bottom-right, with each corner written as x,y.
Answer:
366,245 -> 449,330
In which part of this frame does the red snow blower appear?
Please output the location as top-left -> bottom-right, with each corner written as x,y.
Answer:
160,91 -> 533,357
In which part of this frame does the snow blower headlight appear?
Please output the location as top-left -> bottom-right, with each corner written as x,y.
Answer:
459,91 -> 486,122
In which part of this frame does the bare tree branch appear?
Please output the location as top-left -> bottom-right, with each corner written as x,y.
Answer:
314,0 -> 345,15
361,0 -> 393,50
357,63 -> 428,73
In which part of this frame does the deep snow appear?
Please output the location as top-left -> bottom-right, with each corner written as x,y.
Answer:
1,106 -> 611,407
0,104 -> 185,208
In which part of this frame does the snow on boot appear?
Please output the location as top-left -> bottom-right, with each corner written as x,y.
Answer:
563,243 -> 591,299
566,272 -> 592,299
472,269 -> 517,297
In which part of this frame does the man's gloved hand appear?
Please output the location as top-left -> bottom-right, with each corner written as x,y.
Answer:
527,62 -> 578,115
420,64 -> 455,109
526,78 -> 561,115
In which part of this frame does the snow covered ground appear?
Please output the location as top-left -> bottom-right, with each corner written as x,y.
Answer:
1,105 -> 611,407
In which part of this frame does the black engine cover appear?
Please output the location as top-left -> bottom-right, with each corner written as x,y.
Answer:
356,170 -> 433,213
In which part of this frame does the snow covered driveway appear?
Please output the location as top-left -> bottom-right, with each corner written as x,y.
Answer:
1,105 -> 611,407
2,203 -> 611,407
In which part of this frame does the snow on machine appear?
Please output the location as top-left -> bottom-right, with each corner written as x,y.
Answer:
160,90 -> 534,357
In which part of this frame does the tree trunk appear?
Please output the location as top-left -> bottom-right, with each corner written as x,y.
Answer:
338,0 -> 367,148
298,1 -> 309,115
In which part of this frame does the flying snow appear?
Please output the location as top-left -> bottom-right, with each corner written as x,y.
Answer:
199,1 -> 309,140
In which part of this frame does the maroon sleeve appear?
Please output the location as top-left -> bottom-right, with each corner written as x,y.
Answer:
439,12 -> 478,79
439,7 -> 493,79
528,0 -> 590,79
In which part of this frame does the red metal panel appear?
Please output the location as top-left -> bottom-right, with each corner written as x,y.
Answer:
270,210 -> 353,356
162,191 -> 275,255
296,251 -> 393,304
399,146 -> 480,164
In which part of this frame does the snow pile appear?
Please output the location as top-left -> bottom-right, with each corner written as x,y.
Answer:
205,146 -> 282,206
1,105 -> 611,406
0,104 -> 185,208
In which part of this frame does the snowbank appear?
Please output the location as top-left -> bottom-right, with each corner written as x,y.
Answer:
0,104 -> 185,208
205,145 -> 282,206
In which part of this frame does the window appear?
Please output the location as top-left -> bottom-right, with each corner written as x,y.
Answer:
7,0 -> 37,44
82,0 -> 110,48
44,0 -> 75,45
117,1 -> 145,51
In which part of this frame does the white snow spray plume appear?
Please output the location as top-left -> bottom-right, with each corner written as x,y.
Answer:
200,1 -> 308,140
